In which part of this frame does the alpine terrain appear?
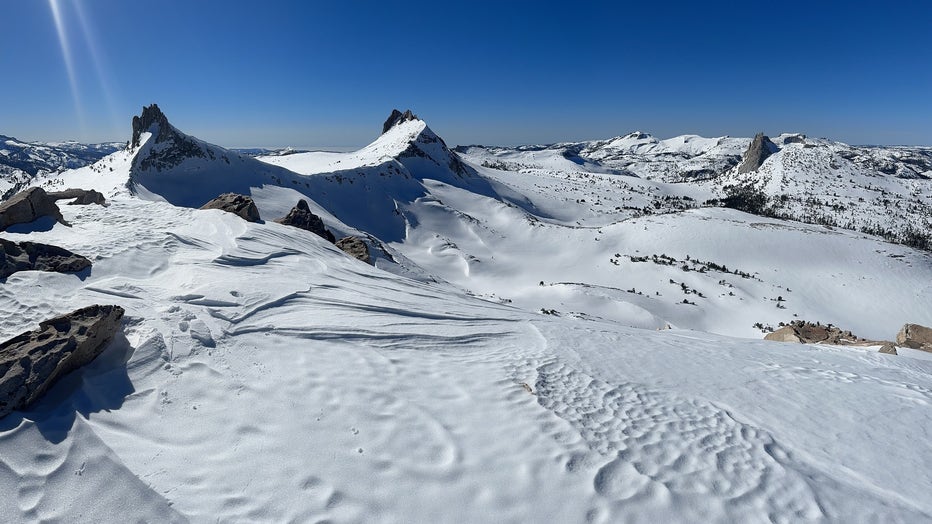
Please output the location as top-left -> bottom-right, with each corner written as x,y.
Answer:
0,105 -> 930,523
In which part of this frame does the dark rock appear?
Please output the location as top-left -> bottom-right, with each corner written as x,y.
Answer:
275,200 -> 334,242
130,104 -> 208,171
879,343 -> 898,355
336,236 -> 371,264
896,323 -> 932,352
0,238 -> 91,279
0,304 -> 125,419
781,134 -> 806,145
48,188 -> 107,206
131,104 -> 171,149
737,133 -> 779,174
382,109 -> 419,134
0,187 -> 66,231
199,193 -> 261,222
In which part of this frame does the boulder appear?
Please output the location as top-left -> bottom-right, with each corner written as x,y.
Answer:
737,133 -> 779,174
0,238 -> 92,279
199,193 -> 260,222
0,304 -> 125,419
275,200 -> 335,242
896,323 -> 932,351
764,326 -> 802,343
879,343 -> 898,355
336,236 -> 371,264
48,188 -> 107,206
0,187 -> 66,231
382,109 -> 419,134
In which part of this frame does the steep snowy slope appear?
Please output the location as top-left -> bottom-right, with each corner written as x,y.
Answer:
0,191 -> 930,522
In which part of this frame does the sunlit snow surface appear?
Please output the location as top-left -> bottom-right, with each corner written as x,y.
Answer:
0,124 -> 930,522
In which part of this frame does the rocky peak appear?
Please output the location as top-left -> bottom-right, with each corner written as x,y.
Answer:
382,109 -> 419,134
129,104 -> 209,172
737,133 -> 779,174
131,104 -> 172,149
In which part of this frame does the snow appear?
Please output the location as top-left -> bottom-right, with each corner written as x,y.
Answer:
1,117 -> 931,522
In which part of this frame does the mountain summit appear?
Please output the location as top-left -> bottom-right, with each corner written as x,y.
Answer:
382,109 -> 419,134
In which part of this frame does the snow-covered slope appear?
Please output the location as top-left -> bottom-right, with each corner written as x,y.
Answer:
3,110 -> 931,522
0,194 -> 930,522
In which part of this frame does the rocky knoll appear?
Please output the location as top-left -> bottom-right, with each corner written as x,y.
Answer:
737,133 -> 779,174
897,324 -> 932,352
48,188 -> 107,206
764,321 -> 871,345
0,187 -> 66,231
0,305 -> 125,419
0,238 -> 91,279
275,199 -> 335,242
336,236 -> 371,264
200,193 -> 261,222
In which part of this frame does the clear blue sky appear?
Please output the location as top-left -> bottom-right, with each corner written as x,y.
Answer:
1,0 -> 930,147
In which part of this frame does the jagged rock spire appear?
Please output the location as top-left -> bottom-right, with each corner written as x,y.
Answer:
131,104 -> 171,148
382,109 -> 419,134
737,133 -> 779,174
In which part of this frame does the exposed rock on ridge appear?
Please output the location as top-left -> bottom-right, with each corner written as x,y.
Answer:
0,239 -> 92,279
382,109 -> 419,134
0,187 -> 66,231
130,104 -> 210,172
737,133 -> 779,174
48,188 -> 107,206
199,193 -> 261,222
275,200 -> 335,242
0,305 -> 125,419
336,236 -> 371,264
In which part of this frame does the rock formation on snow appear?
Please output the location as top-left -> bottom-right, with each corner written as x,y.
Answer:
336,236 -> 371,264
275,200 -> 335,242
199,193 -> 261,222
896,323 -> 932,352
0,304 -> 125,419
764,320 -> 873,345
382,109 -> 419,134
736,133 -> 779,174
48,188 -> 107,206
0,238 -> 91,279
0,187 -> 66,231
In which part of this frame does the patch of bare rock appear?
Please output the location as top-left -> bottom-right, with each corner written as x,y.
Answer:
0,305 -> 125,419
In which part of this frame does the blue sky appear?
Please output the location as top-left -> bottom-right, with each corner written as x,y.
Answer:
1,0 -> 930,147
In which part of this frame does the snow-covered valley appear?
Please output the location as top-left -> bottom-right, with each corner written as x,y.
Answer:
1,106 -> 931,522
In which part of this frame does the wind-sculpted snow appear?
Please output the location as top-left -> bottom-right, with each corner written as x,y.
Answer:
0,195 -> 929,522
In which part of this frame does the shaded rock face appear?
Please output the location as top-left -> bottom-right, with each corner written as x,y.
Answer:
275,200 -> 335,242
0,187 -> 65,231
896,324 -> 932,351
199,193 -> 261,222
130,104 -> 208,171
48,188 -> 106,206
0,305 -> 125,419
0,239 -> 91,279
382,109 -> 419,134
336,236 -> 371,264
131,104 -> 171,149
737,133 -> 779,174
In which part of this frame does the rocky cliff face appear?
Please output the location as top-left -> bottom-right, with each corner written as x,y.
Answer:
737,133 -> 779,174
130,104 -> 211,172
